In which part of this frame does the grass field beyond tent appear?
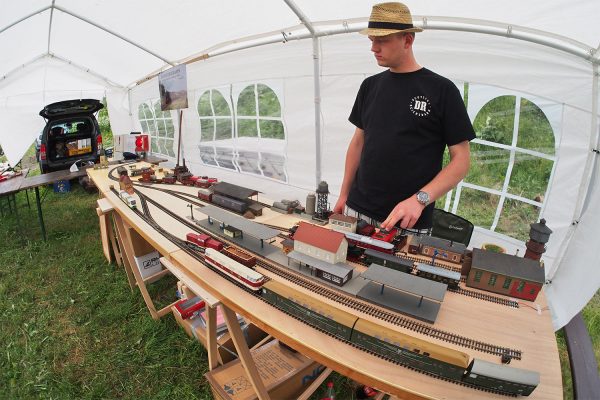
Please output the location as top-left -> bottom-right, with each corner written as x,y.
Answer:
0,184 -> 598,399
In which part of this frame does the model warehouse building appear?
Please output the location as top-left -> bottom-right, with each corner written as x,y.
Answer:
467,248 -> 545,302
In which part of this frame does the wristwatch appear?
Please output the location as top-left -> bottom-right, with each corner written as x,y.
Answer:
416,190 -> 430,206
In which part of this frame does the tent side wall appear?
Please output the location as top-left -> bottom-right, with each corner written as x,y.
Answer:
127,29 -> 597,329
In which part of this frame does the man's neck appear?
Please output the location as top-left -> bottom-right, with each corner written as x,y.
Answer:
389,61 -> 422,73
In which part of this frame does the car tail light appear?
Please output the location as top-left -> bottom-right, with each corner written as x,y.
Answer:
40,144 -> 47,161
97,135 -> 103,154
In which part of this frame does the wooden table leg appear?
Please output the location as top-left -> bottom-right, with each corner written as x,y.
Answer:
222,305 -> 270,400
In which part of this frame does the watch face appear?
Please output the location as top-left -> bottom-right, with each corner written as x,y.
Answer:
417,191 -> 429,205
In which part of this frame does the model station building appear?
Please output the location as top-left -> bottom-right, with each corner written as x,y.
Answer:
466,248 -> 545,301
288,222 -> 353,286
328,213 -> 358,233
408,235 -> 467,264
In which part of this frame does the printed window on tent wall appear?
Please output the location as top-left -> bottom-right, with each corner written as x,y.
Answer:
197,89 -> 234,169
137,100 -> 175,157
196,83 -> 287,182
438,88 -> 557,242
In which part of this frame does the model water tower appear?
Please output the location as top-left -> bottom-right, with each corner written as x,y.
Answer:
315,181 -> 329,220
524,218 -> 553,261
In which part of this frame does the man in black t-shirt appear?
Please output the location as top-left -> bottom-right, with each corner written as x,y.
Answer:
333,2 -> 475,232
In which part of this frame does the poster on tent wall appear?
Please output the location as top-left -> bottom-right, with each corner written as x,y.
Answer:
158,64 -> 189,111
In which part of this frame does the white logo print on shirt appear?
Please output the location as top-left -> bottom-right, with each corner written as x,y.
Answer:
409,95 -> 431,117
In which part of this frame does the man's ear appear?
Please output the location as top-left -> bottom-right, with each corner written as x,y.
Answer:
404,33 -> 415,48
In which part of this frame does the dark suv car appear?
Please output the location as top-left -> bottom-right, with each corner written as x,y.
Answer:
38,99 -> 104,174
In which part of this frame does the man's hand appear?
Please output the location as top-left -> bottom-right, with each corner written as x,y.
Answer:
333,196 -> 347,215
380,195 -> 425,231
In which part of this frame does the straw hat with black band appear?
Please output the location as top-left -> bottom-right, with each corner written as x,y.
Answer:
360,2 -> 423,36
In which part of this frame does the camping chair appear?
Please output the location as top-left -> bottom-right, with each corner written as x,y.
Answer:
431,208 -> 474,247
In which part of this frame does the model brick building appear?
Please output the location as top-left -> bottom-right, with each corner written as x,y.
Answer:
467,248 -> 545,301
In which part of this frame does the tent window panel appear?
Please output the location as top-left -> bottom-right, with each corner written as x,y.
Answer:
237,86 -> 257,116
473,95 -> 515,146
455,188 -> 499,230
200,119 -> 215,141
238,118 -> 258,137
212,92 -> 231,117
151,140 -> 159,153
464,143 -> 509,191
166,139 -> 175,157
435,149 -> 451,209
517,98 -> 555,155
215,118 -> 233,140
496,198 -> 540,241
237,151 -> 262,175
198,92 -> 212,116
157,120 -> 167,136
257,84 -> 281,117
140,120 -> 149,133
199,145 -> 217,166
147,120 -> 158,135
153,100 -> 162,118
259,120 -> 284,139
214,147 -> 237,171
508,153 -> 552,201
165,119 -> 174,138
260,152 -> 287,182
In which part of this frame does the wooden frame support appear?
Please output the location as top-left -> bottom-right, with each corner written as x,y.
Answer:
222,305 -> 271,400
97,198 -> 123,267
112,212 -> 137,291
161,256 -> 222,370
112,213 -> 177,320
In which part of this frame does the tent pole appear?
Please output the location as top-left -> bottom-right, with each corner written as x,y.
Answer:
283,0 -> 322,186
313,36 -> 322,186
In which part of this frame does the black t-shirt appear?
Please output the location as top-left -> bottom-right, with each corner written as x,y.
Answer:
347,68 -> 475,229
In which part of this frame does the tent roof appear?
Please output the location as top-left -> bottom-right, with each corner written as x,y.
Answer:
2,1 -> 599,90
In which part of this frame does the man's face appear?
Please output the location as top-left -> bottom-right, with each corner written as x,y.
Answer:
369,33 -> 409,68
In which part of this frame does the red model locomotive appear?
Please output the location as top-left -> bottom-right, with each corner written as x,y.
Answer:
186,232 -> 224,251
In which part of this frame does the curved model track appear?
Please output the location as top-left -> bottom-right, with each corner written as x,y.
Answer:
107,166 -> 522,363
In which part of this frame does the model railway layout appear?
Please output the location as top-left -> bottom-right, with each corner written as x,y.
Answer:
107,166 -> 542,396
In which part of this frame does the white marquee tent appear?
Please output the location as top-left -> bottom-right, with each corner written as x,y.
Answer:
1,0 -> 599,329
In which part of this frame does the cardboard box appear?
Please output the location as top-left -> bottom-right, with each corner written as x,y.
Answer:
127,228 -> 162,279
134,250 -> 162,279
205,340 -> 323,400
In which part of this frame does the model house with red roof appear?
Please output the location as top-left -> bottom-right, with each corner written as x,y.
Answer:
293,222 -> 348,264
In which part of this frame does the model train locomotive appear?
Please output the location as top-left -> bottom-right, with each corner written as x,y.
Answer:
204,248 -> 265,291
262,279 -> 539,397
118,190 -> 136,209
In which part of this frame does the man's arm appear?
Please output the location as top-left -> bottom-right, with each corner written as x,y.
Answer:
380,140 -> 471,230
333,127 -> 364,214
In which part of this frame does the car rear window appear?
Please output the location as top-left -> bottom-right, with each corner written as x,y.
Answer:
49,119 -> 93,137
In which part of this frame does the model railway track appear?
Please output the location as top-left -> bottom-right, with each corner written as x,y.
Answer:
109,174 -> 522,360
124,188 -> 272,294
269,303 -> 516,397
450,287 -> 519,308
393,252 -> 462,272
260,223 -> 292,234
255,259 -> 522,360
134,183 -> 206,207
351,254 -> 516,308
